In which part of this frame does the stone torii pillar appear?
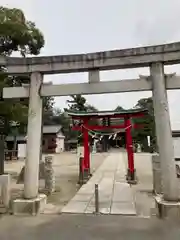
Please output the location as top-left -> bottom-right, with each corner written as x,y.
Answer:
150,63 -> 180,218
12,72 -> 47,215
24,72 -> 43,199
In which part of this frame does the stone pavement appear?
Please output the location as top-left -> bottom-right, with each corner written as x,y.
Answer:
62,152 -> 136,215
0,214 -> 180,240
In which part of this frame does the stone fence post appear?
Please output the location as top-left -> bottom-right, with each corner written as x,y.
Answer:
152,154 -> 162,194
44,155 -> 55,194
0,174 -> 11,212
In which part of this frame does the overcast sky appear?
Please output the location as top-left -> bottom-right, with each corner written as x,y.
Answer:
1,0 -> 180,129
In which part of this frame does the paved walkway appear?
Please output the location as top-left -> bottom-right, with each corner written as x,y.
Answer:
62,152 -> 136,215
1,214 -> 180,240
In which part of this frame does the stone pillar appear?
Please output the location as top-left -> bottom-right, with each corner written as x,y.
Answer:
88,70 -> 100,83
0,174 -> 11,209
152,154 -> 162,194
45,155 -> 55,194
24,72 -> 43,199
150,63 -> 179,201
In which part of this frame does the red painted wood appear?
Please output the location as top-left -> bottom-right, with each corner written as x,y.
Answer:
71,112 -> 145,120
83,120 -> 90,171
125,118 -> 134,173
70,113 -> 146,179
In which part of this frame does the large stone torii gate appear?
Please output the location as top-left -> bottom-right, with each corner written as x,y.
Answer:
1,42 -> 180,217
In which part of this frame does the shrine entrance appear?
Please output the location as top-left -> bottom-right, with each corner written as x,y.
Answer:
66,108 -> 147,184
3,42 -> 180,216
109,132 -> 125,148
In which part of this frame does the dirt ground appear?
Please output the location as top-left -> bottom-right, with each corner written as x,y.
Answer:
4,152 -> 109,210
4,151 -> 162,216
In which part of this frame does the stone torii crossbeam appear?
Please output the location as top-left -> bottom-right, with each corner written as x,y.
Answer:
1,42 -> 180,217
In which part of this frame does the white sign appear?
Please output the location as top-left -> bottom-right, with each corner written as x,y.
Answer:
18,143 -> 26,158
173,137 -> 180,159
147,136 -> 150,147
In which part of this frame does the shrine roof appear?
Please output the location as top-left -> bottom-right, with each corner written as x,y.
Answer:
66,108 -> 147,117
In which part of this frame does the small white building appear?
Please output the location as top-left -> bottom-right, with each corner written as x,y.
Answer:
42,125 -> 65,153
6,125 -> 65,158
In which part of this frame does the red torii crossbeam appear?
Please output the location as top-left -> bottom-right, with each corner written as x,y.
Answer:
66,108 -> 147,184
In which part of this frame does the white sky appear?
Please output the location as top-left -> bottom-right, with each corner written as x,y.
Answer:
1,0 -> 180,129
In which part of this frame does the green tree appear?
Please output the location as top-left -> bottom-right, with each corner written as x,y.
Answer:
48,108 -> 78,140
66,95 -> 98,113
0,6 -> 46,135
132,97 -> 157,151
86,104 -> 98,112
114,105 -> 125,111
43,97 -> 55,126
64,95 -> 99,141
66,94 -> 87,111
0,6 -> 44,56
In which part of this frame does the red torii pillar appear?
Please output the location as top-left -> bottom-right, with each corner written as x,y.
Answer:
124,117 -> 136,183
83,119 -> 90,179
72,114 -> 144,184
69,110 -> 146,185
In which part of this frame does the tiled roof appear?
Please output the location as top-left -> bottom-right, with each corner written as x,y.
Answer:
6,125 -> 63,141
43,125 -> 62,134
66,108 -> 147,117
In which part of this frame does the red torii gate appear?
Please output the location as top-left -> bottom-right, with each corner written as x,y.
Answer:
66,108 -> 147,184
